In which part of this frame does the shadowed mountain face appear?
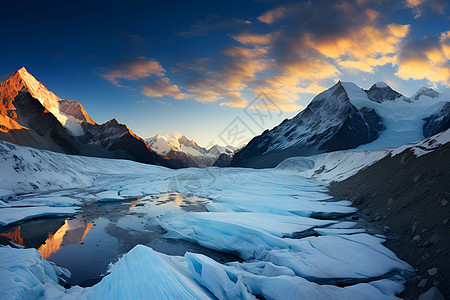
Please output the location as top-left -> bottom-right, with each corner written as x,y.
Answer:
230,82 -> 384,168
0,69 -> 80,154
365,82 -> 404,103
0,68 -> 171,168
230,81 -> 450,169
423,102 -> 450,138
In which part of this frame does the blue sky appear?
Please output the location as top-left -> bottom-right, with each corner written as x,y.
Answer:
0,0 -> 449,147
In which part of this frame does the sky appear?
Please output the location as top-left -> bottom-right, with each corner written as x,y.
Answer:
0,0 -> 449,147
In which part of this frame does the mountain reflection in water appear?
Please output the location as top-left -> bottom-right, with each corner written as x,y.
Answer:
0,193 -> 238,286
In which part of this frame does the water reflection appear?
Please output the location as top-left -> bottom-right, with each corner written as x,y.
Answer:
0,193 -> 238,287
0,226 -> 24,245
37,219 -> 95,259
38,220 -> 70,259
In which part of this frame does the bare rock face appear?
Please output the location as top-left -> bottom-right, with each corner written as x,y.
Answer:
58,99 -> 95,124
0,68 -> 80,154
365,82 -> 404,103
231,81 -> 449,169
231,81 -> 384,168
0,67 -> 171,168
423,102 -> 450,138
329,137 -> 450,299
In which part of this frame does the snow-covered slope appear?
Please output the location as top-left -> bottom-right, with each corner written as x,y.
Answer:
391,127 -> 450,157
275,128 -> 450,183
0,139 -> 414,299
0,140 -> 169,195
0,67 -> 170,167
146,132 -> 236,167
231,81 -> 450,168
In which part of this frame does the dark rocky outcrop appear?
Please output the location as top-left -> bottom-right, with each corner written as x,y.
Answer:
365,82 -> 403,103
231,81 -> 384,168
329,142 -> 450,299
423,102 -> 450,138
0,68 -> 171,168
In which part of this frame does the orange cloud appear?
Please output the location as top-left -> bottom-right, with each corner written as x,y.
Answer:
114,1 -> 444,111
142,77 -> 186,99
101,58 -> 166,86
306,24 -> 410,73
441,31 -> 450,60
182,46 -> 270,106
395,33 -> 450,86
233,33 -> 273,45
406,0 -> 425,17
257,6 -> 287,24
407,0 -> 425,6
219,92 -> 248,108
186,88 -> 221,102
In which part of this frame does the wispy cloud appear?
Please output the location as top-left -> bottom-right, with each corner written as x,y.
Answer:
142,77 -> 186,99
100,57 -> 165,86
99,0 -> 448,110
405,0 -> 447,18
172,0 -> 415,110
257,6 -> 287,24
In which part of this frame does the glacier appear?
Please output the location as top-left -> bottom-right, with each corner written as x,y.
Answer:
0,139 -> 422,299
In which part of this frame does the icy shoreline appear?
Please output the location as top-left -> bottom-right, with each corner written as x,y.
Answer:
0,140 -> 417,299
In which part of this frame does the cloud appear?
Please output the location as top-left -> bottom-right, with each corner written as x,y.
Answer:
100,57 -> 189,100
100,57 -> 165,86
257,6 -> 287,24
104,0 -> 445,111
219,93 -> 248,108
232,33 -> 273,45
172,45 -> 270,107
406,0 -> 425,17
228,1 -> 409,110
405,0 -> 447,17
142,77 -> 186,99
395,33 -> 450,86
306,24 -> 410,73
165,0 -> 416,111
441,31 -> 450,60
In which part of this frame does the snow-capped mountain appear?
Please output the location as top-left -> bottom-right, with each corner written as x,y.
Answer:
231,81 -> 450,168
0,67 -> 170,167
145,133 -> 237,167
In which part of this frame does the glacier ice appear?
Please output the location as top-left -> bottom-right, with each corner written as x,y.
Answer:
0,140 -> 419,299
0,206 -> 78,226
0,244 -> 408,300
0,246 -> 70,299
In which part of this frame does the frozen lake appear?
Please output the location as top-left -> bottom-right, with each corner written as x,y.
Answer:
0,143 -> 415,299
0,192 -> 240,286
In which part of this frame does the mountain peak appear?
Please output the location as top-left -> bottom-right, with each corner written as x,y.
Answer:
412,86 -> 440,100
106,118 -> 121,125
373,81 -> 389,88
17,66 -> 29,74
366,82 -> 402,103
15,67 -> 41,90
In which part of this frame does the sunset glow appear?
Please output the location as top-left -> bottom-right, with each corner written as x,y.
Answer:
1,0 -> 447,146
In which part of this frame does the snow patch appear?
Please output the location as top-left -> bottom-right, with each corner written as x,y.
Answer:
375,81 -> 388,88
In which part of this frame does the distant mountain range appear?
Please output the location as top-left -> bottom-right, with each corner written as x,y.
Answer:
231,81 -> 450,168
0,67 -> 170,167
0,67 -> 239,169
2,68 -> 449,170
145,133 -> 238,168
